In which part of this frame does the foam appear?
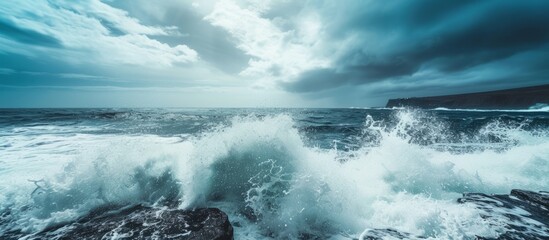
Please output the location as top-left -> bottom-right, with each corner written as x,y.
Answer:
1,111 -> 547,239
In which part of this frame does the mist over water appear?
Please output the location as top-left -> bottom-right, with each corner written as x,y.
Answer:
0,108 -> 548,239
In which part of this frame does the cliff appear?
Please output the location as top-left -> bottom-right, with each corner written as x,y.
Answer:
386,84 -> 549,109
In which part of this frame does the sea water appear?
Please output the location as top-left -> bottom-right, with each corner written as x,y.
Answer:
0,108 -> 548,239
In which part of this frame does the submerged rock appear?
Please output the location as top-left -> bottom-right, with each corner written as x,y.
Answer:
16,205 -> 233,240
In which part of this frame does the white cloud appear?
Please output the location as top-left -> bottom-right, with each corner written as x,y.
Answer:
0,0 -> 197,67
204,0 -> 329,87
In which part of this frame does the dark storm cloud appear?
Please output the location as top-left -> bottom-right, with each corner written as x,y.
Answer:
282,68 -> 349,92
2,0 -> 548,107
286,0 -> 549,93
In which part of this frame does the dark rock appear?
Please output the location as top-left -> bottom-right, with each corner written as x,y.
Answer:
362,189 -> 548,240
360,228 -> 424,239
386,84 -> 549,109
458,189 -> 549,240
10,205 -> 233,240
510,189 -> 549,210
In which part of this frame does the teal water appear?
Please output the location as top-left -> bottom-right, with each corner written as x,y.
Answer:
1,108 -> 548,239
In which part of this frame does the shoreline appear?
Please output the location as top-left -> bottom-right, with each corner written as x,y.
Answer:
386,84 -> 549,109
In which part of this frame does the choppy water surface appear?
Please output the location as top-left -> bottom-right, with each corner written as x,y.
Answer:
0,108 -> 548,239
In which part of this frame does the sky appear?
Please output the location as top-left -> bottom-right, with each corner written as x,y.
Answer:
1,0 -> 548,108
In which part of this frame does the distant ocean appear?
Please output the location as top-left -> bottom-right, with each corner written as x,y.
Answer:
1,108 -> 548,239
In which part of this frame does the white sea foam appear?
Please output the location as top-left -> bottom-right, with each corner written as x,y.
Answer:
433,105 -> 549,112
0,111 -> 547,239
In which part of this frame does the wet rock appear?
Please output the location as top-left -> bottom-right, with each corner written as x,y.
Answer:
360,228 -> 423,239
510,189 -> 549,210
458,189 -> 549,240
24,205 -> 233,240
361,189 -> 548,240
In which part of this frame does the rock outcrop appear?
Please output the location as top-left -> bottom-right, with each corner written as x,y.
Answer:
361,189 -> 549,240
458,189 -> 549,240
7,205 -> 233,240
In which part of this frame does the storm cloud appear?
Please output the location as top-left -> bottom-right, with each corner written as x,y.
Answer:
282,0 -> 549,96
1,0 -> 548,107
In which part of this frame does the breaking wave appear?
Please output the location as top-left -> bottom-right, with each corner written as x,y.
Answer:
0,110 -> 548,239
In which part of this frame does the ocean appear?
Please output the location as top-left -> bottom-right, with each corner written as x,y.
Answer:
0,108 -> 548,239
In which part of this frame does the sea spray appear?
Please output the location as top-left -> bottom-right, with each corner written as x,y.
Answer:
0,135 -> 185,233
0,109 -> 547,239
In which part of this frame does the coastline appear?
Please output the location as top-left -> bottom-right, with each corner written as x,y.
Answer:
386,84 -> 549,109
